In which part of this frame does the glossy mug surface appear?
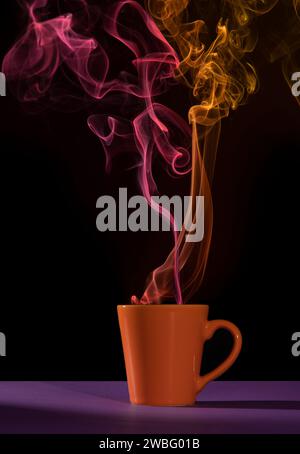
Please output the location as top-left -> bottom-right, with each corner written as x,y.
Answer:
118,304 -> 242,406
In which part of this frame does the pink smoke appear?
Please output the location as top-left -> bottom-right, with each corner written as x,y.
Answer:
2,0 -> 192,304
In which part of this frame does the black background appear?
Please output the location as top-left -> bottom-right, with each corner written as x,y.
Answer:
0,0 -> 299,380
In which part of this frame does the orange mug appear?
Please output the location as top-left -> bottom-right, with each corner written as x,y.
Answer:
118,304 -> 242,406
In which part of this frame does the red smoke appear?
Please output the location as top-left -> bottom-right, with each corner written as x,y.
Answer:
3,0 -> 193,304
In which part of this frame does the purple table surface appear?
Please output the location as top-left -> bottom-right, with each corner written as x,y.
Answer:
0,381 -> 299,434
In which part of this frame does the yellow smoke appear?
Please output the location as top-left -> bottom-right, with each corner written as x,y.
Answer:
141,0 -> 297,304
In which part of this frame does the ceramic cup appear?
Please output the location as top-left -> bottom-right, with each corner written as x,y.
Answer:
118,304 -> 242,406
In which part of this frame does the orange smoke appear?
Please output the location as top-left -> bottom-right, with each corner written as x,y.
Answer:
139,0 -> 291,304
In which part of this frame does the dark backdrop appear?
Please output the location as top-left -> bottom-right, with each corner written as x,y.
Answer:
0,0 -> 299,380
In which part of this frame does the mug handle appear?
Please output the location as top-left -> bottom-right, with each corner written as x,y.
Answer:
196,320 -> 242,393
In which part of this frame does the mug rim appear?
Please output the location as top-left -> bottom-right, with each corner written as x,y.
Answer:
118,304 -> 209,308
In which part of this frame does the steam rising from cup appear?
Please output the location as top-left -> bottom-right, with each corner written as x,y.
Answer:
2,0 -> 300,305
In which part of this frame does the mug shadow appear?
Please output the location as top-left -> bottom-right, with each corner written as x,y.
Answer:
192,401 -> 300,410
